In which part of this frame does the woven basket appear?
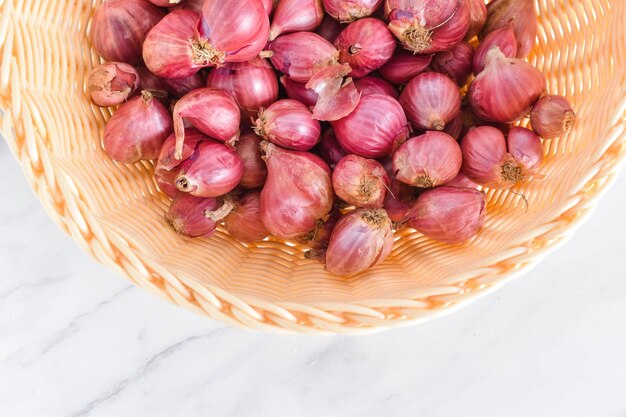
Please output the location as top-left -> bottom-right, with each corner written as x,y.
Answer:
1,1 -> 625,335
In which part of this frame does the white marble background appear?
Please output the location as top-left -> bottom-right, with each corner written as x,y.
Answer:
1,136 -> 626,417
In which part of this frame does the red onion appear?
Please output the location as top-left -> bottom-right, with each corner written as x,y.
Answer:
464,0 -> 487,40
530,95 -> 576,139
236,133 -> 268,190
305,63 -> 362,121
260,142 -> 334,238
91,0 -> 164,65
103,91 -> 173,164
225,191 -> 270,243
136,67 -> 169,99
444,114 -> 464,140
408,186 -> 486,244
325,209 -> 394,275
268,32 -> 338,83
156,129 -> 207,198
88,62 -> 139,107
400,72 -> 462,131
270,0 -> 325,41
166,194 -> 232,238
379,49 -> 432,85
333,155 -> 389,208
444,172 -> 479,189
316,14 -> 346,43
324,0 -> 384,22
281,77 -> 320,107
173,88 -> 241,158
334,18 -> 396,78
254,99 -> 321,151
431,41 -> 474,86
332,93 -> 409,158
468,48 -> 545,123
507,127 -> 544,176
206,58 -> 279,119
393,131 -> 462,188
381,157 -> 418,225
461,126 -> 519,189
386,0 -> 470,54
481,0 -> 538,58
473,26 -> 517,74
354,76 -> 398,98
197,0 -> 271,64
297,209 -> 341,250
317,129 -> 347,169
175,140 -> 244,197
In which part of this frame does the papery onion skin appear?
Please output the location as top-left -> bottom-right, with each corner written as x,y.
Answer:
468,48 -> 545,123
268,32 -> 339,83
354,76 -> 398,98
324,0 -> 384,22
317,129 -> 347,169
88,62 -> 140,107
91,0 -> 165,65
325,209 -> 394,275
281,77 -> 320,107
270,0 -> 325,41
165,194 -> 226,238
481,0 -> 538,59
225,191 -> 270,243
393,131 -> 463,188
103,91 -> 173,164
206,58 -> 279,119
507,127 -> 544,176
408,186 -> 486,245
530,95 -> 577,139
464,0 -> 487,40
175,140 -> 244,198
305,63 -> 362,121
431,41 -> 475,86
472,26 -> 518,74
379,49 -> 432,85
260,142 -> 334,239
236,133 -> 268,190
173,88 -> 241,158
155,129 -> 207,198
254,99 -> 322,151
332,93 -> 410,158
335,17 -> 396,78
400,72 -> 462,131
333,155 -> 389,208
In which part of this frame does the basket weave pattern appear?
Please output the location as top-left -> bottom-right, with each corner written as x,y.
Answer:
1,0 -> 625,334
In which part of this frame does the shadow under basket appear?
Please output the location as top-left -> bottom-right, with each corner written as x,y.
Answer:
1,0 -> 625,334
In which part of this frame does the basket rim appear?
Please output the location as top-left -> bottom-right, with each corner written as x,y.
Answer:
1,2 -> 626,334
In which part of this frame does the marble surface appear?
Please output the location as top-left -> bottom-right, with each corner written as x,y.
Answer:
1,137 -> 626,417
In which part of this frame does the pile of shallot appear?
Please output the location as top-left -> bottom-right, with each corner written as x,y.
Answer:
89,0 -> 576,276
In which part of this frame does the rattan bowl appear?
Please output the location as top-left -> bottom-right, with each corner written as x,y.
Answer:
1,1 -> 625,334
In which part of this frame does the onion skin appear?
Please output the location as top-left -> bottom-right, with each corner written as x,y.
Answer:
481,0 -> 538,59
268,32 -> 339,83
408,186 -> 486,245
530,95 -> 576,139
254,99 -> 322,151
333,155 -> 389,208
468,48 -> 546,124
317,129 -> 347,169
175,140 -> 244,198
165,194 -> 226,238
464,0 -> 487,40
236,133 -> 268,190
173,88 -> 241,158
91,0 -> 165,65
354,76 -> 398,98
400,72 -> 462,131
507,127 -> 544,176
325,209 -> 394,275
332,93 -> 410,158
305,63 -> 362,121
323,0 -> 384,22
431,41 -> 475,86
473,26 -> 518,74
335,18 -> 396,78
206,58 -> 279,120
260,142 -> 334,239
225,192 -> 270,243
297,209 -> 342,250
281,77 -> 320,108
103,91 -> 173,164
88,62 -> 140,107
393,131 -> 462,188
379,49 -> 432,85
270,0 -> 325,41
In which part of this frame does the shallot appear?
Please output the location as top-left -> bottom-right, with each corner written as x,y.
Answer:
254,99 -> 321,151
236,133 -> 268,190
270,0 -> 325,41
324,0 -> 384,22
332,155 -> 389,208
88,62 -> 139,107
225,192 -> 270,243
530,95 -> 576,139
166,194 -> 232,238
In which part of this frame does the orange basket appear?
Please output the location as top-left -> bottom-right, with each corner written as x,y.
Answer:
1,0 -> 625,334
